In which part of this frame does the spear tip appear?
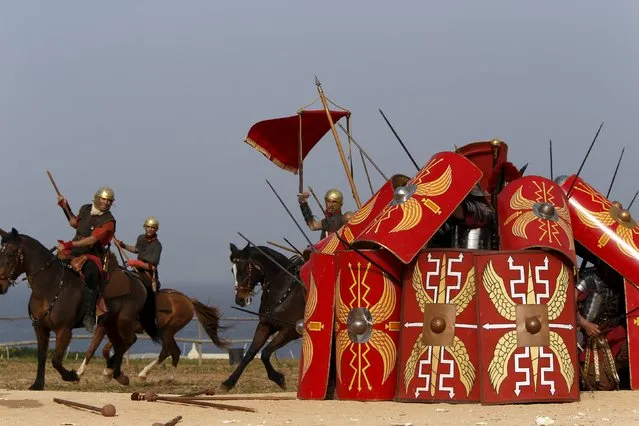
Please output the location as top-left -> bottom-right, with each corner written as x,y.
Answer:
314,75 -> 321,87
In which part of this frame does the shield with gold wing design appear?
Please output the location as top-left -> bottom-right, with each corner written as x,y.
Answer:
297,252 -> 337,400
557,174 -> 639,287
334,249 -> 403,400
475,251 -> 579,404
396,249 -> 480,403
354,152 -> 483,264
313,174 -> 411,256
498,175 -> 576,267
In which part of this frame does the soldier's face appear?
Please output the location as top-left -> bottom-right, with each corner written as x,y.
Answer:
144,225 -> 157,236
96,197 -> 112,212
325,199 -> 341,214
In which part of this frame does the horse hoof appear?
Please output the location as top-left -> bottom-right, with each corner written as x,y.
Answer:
28,383 -> 44,391
277,378 -> 287,391
63,370 -> 80,383
218,382 -> 233,394
115,374 -> 130,386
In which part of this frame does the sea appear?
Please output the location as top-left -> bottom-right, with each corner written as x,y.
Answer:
0,281 -> 301,359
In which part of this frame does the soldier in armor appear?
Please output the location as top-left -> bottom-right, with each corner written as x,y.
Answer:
56,187 -> 116,332
116,216 -> 163,291
298,188 -> 353,240
575,246 -> 628,390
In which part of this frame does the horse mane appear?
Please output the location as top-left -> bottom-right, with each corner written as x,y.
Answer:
15,233 -> 57,259
248,245 -> 292,270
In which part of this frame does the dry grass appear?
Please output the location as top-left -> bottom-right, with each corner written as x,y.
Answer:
0,351 -> 300,395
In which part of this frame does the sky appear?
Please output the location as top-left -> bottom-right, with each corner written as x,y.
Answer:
1,1 -> 638,286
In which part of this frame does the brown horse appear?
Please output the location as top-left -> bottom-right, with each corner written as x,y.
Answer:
78,253 -> 229,380
0,228 -> 158,390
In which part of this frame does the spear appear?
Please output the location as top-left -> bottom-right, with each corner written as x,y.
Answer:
566,122 -> 605,199
360,150 -> 375,195
265,179 -> 314,249
378,108 -> 419,171
549,139 -> 554,180
315,76 -> 361,208
282,237 -> 304,256
337,123 -> 388,180
236,232 -> 305,288
605,147 -> 625,199
628,190 -> 639,210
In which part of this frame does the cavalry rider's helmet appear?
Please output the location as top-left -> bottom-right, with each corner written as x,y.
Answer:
144,216 -> 159,231
324,189 -> 344,206
93,187 -> 115,205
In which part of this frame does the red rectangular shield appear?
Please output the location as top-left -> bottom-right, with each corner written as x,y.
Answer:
396,249 -> 480,402
475,251 -> 579,404
334,249 -> 403,400
297,252 -> 337,400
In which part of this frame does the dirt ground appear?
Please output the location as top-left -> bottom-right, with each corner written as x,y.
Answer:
2,389 -> 639,426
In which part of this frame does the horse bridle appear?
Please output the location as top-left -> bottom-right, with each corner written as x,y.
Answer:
0,244 -> 61,286
232,258 -> 266,298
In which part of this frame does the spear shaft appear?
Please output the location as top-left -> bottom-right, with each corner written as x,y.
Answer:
378,108 -> 419,171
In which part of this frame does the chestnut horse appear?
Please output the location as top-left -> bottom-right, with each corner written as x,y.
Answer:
0,228 -> 158,389
78,252 -> 229,380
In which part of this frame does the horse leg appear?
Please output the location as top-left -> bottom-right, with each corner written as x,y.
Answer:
77,321 -> 107,377
260,328 -> 298,390
29,325 -> 50,390
109,317 -> 138,386
51,328 -> 79,382
219,322 -> 273,393
102,339 -> 112,360
138,328 -> 177,381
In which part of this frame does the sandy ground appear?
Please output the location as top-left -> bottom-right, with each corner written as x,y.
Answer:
2,389 -> 639,426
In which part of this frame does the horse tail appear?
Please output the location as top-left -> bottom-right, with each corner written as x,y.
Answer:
191,299 -> 230,349
139,287 -> 161,344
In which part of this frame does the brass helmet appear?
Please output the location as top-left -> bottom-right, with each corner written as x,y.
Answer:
144,216 -> 159,230
324,188 -> 343,205
93,187 -> 115,204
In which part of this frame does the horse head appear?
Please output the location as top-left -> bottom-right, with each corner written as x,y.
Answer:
229,242 -> 264,307
0,228 -> 24,294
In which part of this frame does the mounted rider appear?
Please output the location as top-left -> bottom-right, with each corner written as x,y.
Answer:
56,187 -> 116,332
115,216 -> 162,292
298,188 -> 353,241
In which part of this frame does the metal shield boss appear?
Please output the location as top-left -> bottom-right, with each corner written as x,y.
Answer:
498,175 -> 577,267
396,249 -> 480,402
354,152 -> 483,264
475,251 -> 579,404
314,174 -> 411,255
334,249 -> 403,400
297,252 -> 337,400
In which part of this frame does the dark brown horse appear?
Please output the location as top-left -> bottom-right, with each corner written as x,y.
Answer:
88,285 -> 229,380
221,243 -> 305,392
0,228 -> 158,389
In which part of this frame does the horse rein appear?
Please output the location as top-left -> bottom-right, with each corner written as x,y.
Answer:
0,244 -> 60,286
232,258 -> 263,297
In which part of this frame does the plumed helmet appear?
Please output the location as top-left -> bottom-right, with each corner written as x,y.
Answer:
324,189 -> 343,205
93,187 -> 115,204
144,216 -> 159,230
